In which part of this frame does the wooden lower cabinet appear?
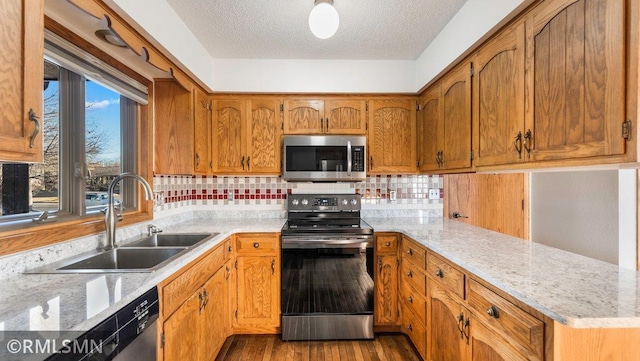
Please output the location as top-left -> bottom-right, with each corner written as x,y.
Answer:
427,284 -> 468,361
374,233 -> 400,327
234,233 -> 280,333
202,269 -> 227,361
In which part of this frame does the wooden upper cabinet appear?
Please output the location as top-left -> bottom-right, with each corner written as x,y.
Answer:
368,98 -> 418,173
473,21 -> 526,167
0,0 -> 44,163
246,99 -> 282,174
441,62 -> 473,171
154,79 -> 194,174
283,98 -> 366,134
193,88 -> 211,174
525,0 -> 626,161
325,99 -> 367,134
212,99 -> 245,173
212,98 -> 282,174
283,99 -> 323,134
418,84 -> 443,172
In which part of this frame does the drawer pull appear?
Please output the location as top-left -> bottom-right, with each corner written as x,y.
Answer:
228,245 -> 233,252
435,269 -> 444,278
407,270 -> 413,278
253,242 -> 260,248
407,248 -> 413,256
407,296 -> 413,304
406,324 -> 413,332
385,242 -> 391,247
487,305 -> 500,319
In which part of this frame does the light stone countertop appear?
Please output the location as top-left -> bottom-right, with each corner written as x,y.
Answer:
0,214 -> 638,356
365,216 -> 640,328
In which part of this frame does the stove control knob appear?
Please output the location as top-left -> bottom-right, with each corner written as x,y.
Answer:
350,199 -> 358,206
292,199 -> 299,206
301,199 -> 309,206
341,199 -> 348,206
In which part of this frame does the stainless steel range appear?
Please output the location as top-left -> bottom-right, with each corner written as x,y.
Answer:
281,194 -> 374,341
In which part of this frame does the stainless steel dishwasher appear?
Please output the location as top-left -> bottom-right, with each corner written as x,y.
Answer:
45,287 -> 158,361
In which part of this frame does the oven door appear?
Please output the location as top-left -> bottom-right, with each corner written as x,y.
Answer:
281,236 -> 374,340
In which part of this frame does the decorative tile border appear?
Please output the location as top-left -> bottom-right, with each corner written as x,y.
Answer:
153,174 -> 443,212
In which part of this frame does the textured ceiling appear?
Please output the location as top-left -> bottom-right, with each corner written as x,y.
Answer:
165,0 -> 468,60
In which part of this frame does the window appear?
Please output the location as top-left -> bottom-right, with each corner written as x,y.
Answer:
0,32 -> 147,224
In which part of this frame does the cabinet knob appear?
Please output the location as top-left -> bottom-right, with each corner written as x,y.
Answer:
385,242 -> 391,247
406,248 -> 413,256
487,305 -> 500,319
435,269 -> 444,278
406,324 -> 413,332
407,270 -> 413,278
408,296 -> 413,304
253,242 -> 260,248
228,245 -> 233,252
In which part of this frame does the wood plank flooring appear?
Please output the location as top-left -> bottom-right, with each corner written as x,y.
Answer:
216,334 -> 421,361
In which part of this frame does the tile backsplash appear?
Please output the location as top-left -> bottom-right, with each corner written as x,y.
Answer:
153,174 -> 443,214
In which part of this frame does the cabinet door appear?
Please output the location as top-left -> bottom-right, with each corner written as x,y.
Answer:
428,285 -> 469,361
368,99 -> 418,173
526,0 -> 625,161
469,320 -> 529,361
155,80 -> 194,174
324,99 -> 367,134
441,63 -> 472,171
225,260 -> 236,337
0,0 -> 44,163
283,99 -> 324,134
418,84 -> 443,172
473,21 -> 526,167
374,255 -> 399,326
236,256 -> 280,331
212,99 -> 245,172
162,289 -> 202,361
193,88 -> 211,174
246,99 -> 282,174
201,268 -> 227,361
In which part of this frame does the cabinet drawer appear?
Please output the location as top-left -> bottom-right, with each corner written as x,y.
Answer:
427,254 -> 465,299
376,234 -> 398,254
223,237 -> 233,260
468,279 -> 544,360
401,260 -> 426,296
161,245 -> 224,317
400,281 -> 426,323
401,301 -> 426,359
401,237 -> 426,268
236,233 -> 279,255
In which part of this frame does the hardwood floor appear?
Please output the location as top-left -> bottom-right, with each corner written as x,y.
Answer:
216,334 -> 421,361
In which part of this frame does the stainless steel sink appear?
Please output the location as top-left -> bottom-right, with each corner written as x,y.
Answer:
54,248 -> 187,273
121,233 -> 217,248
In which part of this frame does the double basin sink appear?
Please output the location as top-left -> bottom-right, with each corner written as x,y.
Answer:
30,233 -> 219,273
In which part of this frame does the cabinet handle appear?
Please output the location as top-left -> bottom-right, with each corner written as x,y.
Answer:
28,109 -> 40,148
378,259 -> 383,272
241,156 -> 245,170
513,131 -> 523,159
406,248 -> 413,256
225,266 -> 230,280
407,296 -> 413,304
452,212 -> 468,219
370,156 -> 373,169
463,317 -> 470,344
487,305 -> 500,319
271,259 -> 276,275
202,288 -> 209,307
199,291 -> 205,312
457,312 -> 465,334
436,151 -> 444,168
195,153 -> 200,167
253,242 -> 260,248
325,118 -> 329,131
320,117 -> 324,132
435,269 -> 444,278
406,324 -> 413,332
523,129 -> 532,158
385,242 -> 391,247
228,245 -> 233,252
247,156 -> 250,171
406,270 -> 413,278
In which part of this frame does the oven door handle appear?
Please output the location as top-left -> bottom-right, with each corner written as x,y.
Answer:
281,236 -> 373,249
347,140 -> 352,176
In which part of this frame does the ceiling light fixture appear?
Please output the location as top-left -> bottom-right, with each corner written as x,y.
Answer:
309,0 -> 339,39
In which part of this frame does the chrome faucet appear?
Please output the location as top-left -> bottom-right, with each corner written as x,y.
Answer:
104,172 -> 154,250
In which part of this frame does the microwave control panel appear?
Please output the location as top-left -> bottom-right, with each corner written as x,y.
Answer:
352,146 -> 365,171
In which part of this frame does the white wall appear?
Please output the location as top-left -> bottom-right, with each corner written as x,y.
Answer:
415,0 -> 527,89
211,59 -> 416,93
530,170 -> 636,268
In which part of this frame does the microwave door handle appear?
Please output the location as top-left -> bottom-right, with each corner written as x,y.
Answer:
347,140 -> 352,175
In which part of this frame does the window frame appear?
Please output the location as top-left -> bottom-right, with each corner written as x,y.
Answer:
0,19 -> 154,256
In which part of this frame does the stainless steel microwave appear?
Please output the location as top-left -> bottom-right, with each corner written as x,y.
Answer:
283,135 -> 366,182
